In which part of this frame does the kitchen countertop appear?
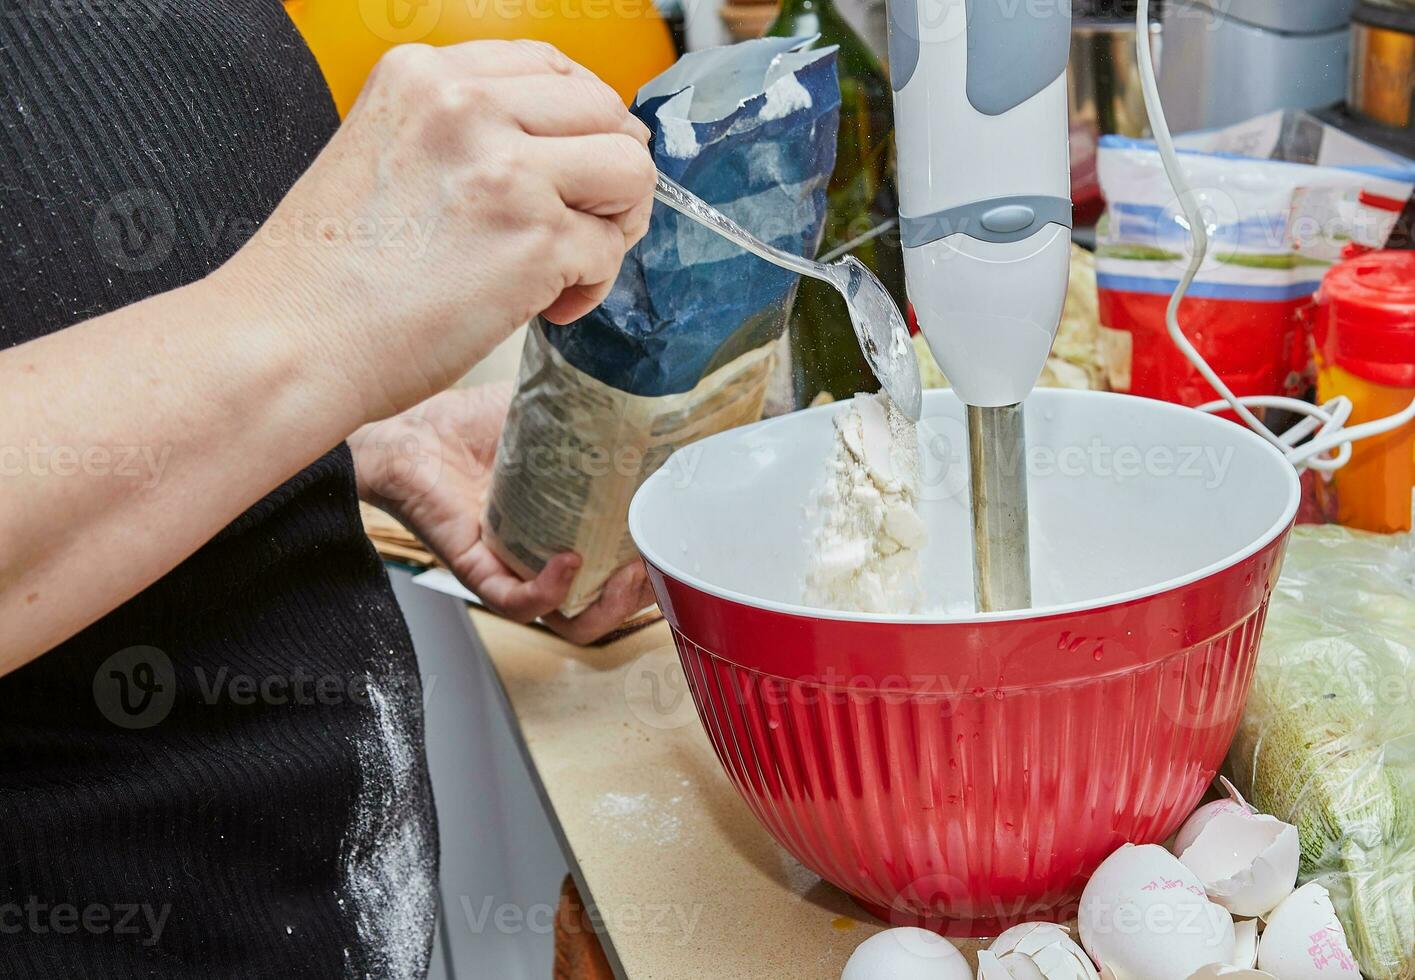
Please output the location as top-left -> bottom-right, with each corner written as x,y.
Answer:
469,608 -> 987,978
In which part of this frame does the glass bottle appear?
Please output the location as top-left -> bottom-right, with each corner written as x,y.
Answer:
767,0 -> 909,406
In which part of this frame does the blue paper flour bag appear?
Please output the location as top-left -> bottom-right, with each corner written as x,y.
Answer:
484,38 -> 840,615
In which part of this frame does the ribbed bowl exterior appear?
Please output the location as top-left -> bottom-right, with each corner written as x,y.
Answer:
645,532 -> 1290,933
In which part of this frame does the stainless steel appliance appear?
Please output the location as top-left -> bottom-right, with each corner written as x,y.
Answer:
1159,0 -> 1355,133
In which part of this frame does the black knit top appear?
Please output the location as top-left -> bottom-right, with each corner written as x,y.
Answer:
0,3 -> 438,977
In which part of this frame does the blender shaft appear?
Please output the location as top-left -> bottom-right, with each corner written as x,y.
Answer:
967,404 -> 1033,612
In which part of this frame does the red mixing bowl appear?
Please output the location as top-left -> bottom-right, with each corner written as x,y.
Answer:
628,390 -> 1300,935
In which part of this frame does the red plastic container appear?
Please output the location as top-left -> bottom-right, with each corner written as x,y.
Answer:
1313,251 -> 1415,533
629,390 -> 1300,934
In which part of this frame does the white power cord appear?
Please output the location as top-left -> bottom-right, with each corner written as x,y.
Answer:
1134,0 -> 1415,473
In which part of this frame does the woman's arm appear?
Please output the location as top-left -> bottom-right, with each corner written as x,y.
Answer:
0,40 -> 655,672
0,261 -> 366,669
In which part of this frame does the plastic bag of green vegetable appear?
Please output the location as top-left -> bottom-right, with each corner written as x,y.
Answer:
1228,525 -> 1415,980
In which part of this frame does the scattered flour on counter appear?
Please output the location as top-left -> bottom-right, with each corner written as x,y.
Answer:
591,791 -> 684,847
805,392 -> 929,614
593,791 -> 649,819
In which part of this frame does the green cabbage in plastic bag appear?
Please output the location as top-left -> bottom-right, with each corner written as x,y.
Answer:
1228,526 -> 1415,980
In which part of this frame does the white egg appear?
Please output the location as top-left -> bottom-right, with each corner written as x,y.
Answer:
1079,843 -> 1237,980
1257,882 -> 1362,980
989,923 -> 1099,980
1231,919 -> 1258,969
979,949 -> 1049,980
841,927 -> 973,980
1173,778 -> 1255,856
1177,809 -> 1299,918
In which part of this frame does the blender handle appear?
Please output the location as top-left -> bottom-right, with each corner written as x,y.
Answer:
888,0 -> 1072,409
652,173 -> 829,285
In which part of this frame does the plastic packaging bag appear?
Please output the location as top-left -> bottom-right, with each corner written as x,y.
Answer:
1228,525 -> 1415,980
1096,110 -> 1415,406
483,37 -> 840,616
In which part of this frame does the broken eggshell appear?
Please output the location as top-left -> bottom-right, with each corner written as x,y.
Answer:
1230,919 -> 1258,970
1079,844 -> 1237,980
1176,807 -> 1299,918
1173,778 -> 1256,856
1256,882 -> 1362,980
988,923 -> 1099,980
978,949 -> 1049,980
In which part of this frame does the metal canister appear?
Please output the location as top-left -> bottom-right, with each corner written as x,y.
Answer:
1350,0 -> 1415,131
1069,16 -> 1163,225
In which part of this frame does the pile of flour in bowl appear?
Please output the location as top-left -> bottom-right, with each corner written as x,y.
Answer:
805,392 -> 929,613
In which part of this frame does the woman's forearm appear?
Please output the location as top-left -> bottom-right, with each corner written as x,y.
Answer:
0,264 -> 367,672
0,39 -> 658,671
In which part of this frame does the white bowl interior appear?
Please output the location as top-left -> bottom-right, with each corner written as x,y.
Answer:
629,390 -> 1301,621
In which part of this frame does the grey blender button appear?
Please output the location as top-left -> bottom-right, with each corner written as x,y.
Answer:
900,195 -> 1072,248
980,205 -> 1036,235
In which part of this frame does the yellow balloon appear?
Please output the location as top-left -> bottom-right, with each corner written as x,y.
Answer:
284,0 -> 677,116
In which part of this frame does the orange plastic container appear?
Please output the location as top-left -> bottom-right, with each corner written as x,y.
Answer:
284,0 -> 676,116
1314,251 -> 1415,533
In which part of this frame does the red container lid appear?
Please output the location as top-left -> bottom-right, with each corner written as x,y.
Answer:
1315,250 -> 1415,389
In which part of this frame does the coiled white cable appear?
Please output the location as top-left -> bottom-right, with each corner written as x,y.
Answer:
1134,0 -> 1415,473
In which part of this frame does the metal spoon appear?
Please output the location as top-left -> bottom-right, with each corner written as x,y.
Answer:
653,173 -> 922,421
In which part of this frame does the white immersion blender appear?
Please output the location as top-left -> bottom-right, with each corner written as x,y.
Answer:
885,0 -> 1073,611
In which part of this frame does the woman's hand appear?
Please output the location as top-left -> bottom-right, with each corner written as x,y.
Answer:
351,384 -> 656,645
222,40 -> 657,425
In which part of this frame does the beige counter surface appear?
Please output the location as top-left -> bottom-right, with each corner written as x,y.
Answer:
470,608 -> 986,978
